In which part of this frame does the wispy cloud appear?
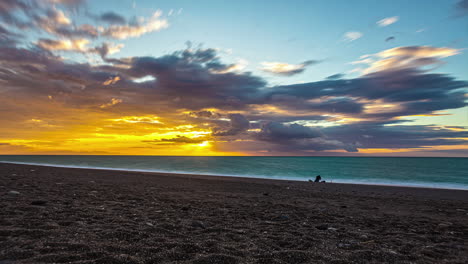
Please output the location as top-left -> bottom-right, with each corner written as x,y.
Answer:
100,98 -> 122,108
351,46 -> 460,74
260,60 -> 320,76
377,16 -> 399,27
343,31 -> 363,42
0,0 -> 169,62
37,38 -> 90,52
101,10 -> 169,39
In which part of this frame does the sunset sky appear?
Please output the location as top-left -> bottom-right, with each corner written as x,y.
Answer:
0,0 -> 467,156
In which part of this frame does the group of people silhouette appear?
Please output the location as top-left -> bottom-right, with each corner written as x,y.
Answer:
310,175 -> 325,183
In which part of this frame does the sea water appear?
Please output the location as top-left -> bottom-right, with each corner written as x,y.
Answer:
0,155 -> 467,190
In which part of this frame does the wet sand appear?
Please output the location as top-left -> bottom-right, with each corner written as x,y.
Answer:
1,163 -> 467,263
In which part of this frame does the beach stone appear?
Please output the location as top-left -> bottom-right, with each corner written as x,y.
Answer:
7,190 -> 20,195
273,215 -> 290,221
437,222 -> 453,228
337,243 -> 351,249
315,224 -> 329,230
31,200 -> 47,206
328,227 -> 338,232
191,220 -> 206,229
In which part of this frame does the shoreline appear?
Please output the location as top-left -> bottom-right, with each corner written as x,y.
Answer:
1,161 -> 467,192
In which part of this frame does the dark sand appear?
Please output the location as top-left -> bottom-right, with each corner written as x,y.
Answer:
1,163 -> 467,264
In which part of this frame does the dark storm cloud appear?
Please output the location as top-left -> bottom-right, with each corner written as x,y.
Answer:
268,94 -> 364,114
251,122 -> 358,153
96,12 -> 126,24
267,68 -> 468,120
213,114 -> 250,136
245,114 -> 327,124
257,122 -> 322,141
271,69 -> 467,102
323,124 -> 468,149
122,48 -> 266,110
182,46 -> 218,63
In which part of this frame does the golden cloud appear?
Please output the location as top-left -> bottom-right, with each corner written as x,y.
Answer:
352,46 -> 460,74
37,38 -> 90,52
101,11 -> 169,39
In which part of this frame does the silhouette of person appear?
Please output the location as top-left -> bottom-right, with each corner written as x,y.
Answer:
314,175 -> 321,182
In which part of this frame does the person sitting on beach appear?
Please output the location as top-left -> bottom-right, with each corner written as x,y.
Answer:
314,175 -> 321,182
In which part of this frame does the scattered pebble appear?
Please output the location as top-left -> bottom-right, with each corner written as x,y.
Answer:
337,243 -> 351,249
438,222 -> 453,228
31,200 -> 47,206
191,220 -> 206,229
274,215 -> 290,221
315,224 -> 329,230
7,190 -> 20,195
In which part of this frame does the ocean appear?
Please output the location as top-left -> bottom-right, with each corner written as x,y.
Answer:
0,155 -> 467,190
